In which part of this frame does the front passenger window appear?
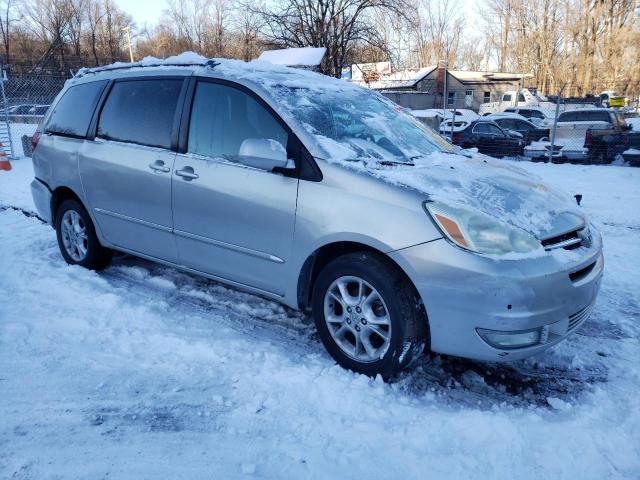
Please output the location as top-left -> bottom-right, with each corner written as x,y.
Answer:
188,82 -> 289,164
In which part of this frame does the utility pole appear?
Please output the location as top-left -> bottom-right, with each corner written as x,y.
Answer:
548,84 -> 566,164
442,60 -> 448,117
123,26 -> 134,63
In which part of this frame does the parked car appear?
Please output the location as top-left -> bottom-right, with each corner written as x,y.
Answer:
555,108 -> 620,162
30,56 -> 603,378
487,114 -> 550,145
28,104 -> 50,117
503,107 -> 554,127
412,108 -> 478,133
4,103 -> 50,123
623,148 -> 640,166
523,140 -> 563,162
584,112 -> 633,163
448,119 -> 524,157
599,91 -> 625,108
477,88 -> 554,116
5,104 -> 38,122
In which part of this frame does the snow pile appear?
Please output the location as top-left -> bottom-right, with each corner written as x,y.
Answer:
626,117 -> 640,130
258,47 -> 326,67
76,51 -> 211,77
487,112 -> 531,122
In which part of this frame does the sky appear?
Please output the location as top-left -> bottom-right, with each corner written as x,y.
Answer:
114,0 -> 165,28
115,0 -> 484,33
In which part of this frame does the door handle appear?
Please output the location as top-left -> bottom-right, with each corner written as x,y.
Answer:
175,167 -> 199,180
149,160 -> 170,173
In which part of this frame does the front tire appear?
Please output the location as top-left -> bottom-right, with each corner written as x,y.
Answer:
55,199 -> 112,270
312,252 -> 428,379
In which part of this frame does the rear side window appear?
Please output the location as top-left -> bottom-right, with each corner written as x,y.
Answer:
513,119 -> 531,130
473,123 -> 489,133
46,81 -> 107,137
587,111 -> 611,123
486,124 -> 504,135
98,79 -> 183,149
521,109 -> 543,119
558,111 -> 577,122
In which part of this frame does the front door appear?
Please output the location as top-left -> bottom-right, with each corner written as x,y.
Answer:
172,80 -> 298,296
79,78 -> 185,262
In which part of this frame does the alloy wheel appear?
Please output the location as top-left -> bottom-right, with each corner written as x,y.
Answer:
323,276 -> 392,362
61,210 -> 88,262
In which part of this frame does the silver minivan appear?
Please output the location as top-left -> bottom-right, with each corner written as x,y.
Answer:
30,56 -> 603,378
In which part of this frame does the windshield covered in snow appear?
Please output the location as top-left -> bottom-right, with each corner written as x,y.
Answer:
269,84 -> 454,164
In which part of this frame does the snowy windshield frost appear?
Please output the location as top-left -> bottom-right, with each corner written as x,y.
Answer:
269,84 -> 453,163
213,58 -> 452,163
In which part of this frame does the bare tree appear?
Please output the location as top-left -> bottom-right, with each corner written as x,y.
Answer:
411,0 -> 465,67
0,0 -> 22,64
228,3 -> 263,61
249,0 -> 411,77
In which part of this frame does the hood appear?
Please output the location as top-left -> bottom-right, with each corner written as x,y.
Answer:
333,151 -> 585,239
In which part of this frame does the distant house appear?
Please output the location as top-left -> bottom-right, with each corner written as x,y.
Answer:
352,65 -> 533,112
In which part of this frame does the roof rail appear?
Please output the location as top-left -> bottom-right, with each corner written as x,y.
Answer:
74,59 -> 220,78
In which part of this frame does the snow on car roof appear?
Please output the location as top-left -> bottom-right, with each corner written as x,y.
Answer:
258,47 -> 326,67
75,51 -> 216,77
365,66 -> 437,89
487,112 -> 531,122
411,109 -> 478,120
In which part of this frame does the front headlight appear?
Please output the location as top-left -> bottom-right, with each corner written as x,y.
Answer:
424,201 -> 543,256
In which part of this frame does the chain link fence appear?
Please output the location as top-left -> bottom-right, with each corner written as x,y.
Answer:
2,74 -> 67,158
401,92 -> 640,166
2,71 -> 639,167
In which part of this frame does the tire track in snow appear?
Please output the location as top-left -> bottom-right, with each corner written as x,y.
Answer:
1,206 -> 612,409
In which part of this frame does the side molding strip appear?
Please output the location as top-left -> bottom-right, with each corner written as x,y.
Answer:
174,229 -> 285,264
93,207 -> 172,233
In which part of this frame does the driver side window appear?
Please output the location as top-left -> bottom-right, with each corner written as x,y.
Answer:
188,82 -> 289,160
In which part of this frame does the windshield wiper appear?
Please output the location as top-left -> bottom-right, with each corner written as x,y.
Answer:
380,160 -> 415,166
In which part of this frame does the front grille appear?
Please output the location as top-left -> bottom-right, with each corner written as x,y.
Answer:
541,225 -> 591,251
568,303 -> 594,332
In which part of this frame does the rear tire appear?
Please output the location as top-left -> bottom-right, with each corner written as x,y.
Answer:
55,199 -> 112,270
312,252 -> 428,379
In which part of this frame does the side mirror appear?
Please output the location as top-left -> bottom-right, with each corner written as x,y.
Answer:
237,138 -> 292,172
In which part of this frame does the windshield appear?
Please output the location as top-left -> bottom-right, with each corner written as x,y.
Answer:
270,85 -> 453,164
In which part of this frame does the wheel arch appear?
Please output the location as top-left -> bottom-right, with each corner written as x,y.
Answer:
50,186 -> 84,225
296,241 -> 427,320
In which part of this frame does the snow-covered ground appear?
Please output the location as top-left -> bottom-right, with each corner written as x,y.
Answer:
1,158 -> 639,479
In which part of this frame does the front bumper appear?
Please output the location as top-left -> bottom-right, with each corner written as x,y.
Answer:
390,229 -> 603,361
